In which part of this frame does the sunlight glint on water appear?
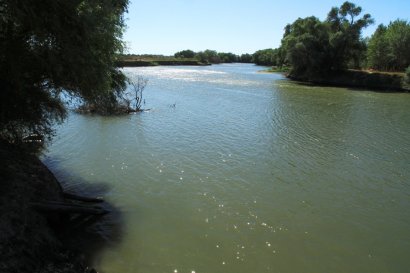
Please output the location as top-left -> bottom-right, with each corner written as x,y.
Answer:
44,64 -> 410,273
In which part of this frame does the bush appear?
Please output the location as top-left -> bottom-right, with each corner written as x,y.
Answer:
0,0 -> 129,148
406,66 -> 410,84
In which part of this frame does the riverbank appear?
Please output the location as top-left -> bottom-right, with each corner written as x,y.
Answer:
0,143 -> 93,273
287,69 -> 409,92
261,66 -> 290,73
116,55 -> 209,67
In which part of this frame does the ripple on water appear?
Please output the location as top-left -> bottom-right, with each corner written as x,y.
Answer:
44,64 -> 410,273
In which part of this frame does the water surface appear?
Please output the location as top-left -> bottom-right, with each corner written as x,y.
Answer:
44,64 -> 410,273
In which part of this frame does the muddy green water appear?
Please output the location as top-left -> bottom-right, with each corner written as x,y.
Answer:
43,64 -> 410,273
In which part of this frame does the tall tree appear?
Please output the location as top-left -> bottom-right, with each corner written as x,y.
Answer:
281,1 -> 372,78
281,16 -> 331,76
367,20 -> 410,71
366,25 -> 390,70
253,48 -> 283,66
0,0 -> 129,145
326,1 -> 373,70
239,53 -> 253,63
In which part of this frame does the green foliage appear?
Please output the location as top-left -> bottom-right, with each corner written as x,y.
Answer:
406,66 -> 410,85
0,0 -> 128,145
195,50 -> 221,64
239,54 -> 253,63
252,48 -> 286,66
253,49 -> 275,66
174,49 -> 195,59
325,2 -> 373,70
264,66 -> 290,73
194,50 -> 242,64
281,16 -> 331,76
124,51 -> 245,65
218,52 -> 239,63
281,1 -> 373,78
252,47 -> 285,67
367,20 -> 410,71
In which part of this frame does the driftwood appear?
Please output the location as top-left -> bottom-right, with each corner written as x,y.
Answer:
31,201 -> 108,215
31,191 -> 108,216
63,192 -> 104,203
40,200 -> 102,209
127,108 -> 151,113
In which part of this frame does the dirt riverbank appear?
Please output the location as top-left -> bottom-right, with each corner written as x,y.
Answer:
0,142 -> 93,273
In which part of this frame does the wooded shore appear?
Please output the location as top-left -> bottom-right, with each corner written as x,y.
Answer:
287,69 -> 409,92
118,55 -> 409,92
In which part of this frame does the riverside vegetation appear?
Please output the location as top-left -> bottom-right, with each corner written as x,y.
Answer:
0,0 -> 130,272
117,50 -> 253,67
118,2 -> 409,91
250,2 -> 410,91
0,0 -> 409,272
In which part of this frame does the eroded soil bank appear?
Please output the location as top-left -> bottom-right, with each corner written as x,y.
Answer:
0,142 -> 93,273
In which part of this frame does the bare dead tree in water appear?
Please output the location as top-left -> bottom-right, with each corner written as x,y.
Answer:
130,76 -> 148,111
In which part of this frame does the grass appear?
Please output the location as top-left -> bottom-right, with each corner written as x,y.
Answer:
348,68 -> 406,76
262,66 -> 290,73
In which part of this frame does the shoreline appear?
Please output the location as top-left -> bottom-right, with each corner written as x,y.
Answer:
287,70 -> 409,93
0,143 -> 96,273
120,62 -> 409,92
116,59 -> 210,67
262,68 -> 409,92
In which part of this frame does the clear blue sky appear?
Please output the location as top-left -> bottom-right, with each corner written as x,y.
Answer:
123,0 -> 410,55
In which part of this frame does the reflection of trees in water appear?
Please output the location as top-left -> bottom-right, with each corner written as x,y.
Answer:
267,81 -> 357,192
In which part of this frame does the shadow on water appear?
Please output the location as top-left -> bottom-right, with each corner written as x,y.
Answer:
41,156 -> 125,268
287,79 -> 408,93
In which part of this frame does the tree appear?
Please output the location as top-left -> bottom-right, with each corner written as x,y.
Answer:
367,25 -> 390,70
218,52 -> 239,63
195,50 -> 221,64
325,1 -> 373,70
239,53 -> 253,63
252,47 -> 287,67
253,49 -> 276,66
367,20 -> 410,71
0,0 -> 129,145
406,66 -> 410,85
174,49 -> 195,59
281,17 -> 331,76
281,1 -> 372,78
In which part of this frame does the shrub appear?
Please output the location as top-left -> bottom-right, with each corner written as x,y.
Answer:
406,66 -> 410,84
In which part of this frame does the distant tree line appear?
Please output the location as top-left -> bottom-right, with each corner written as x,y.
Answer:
252,48 -> 285,66
173,1 -> 410,76
136,2 -> 410,78
173,49 -> 253,64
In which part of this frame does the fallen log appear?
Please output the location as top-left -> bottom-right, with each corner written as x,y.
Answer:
31,201 -> 108,215
41,200 -> 102,209
63,192 -> 104,203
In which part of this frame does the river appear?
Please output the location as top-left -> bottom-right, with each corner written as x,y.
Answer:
43,64 -> 410,273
